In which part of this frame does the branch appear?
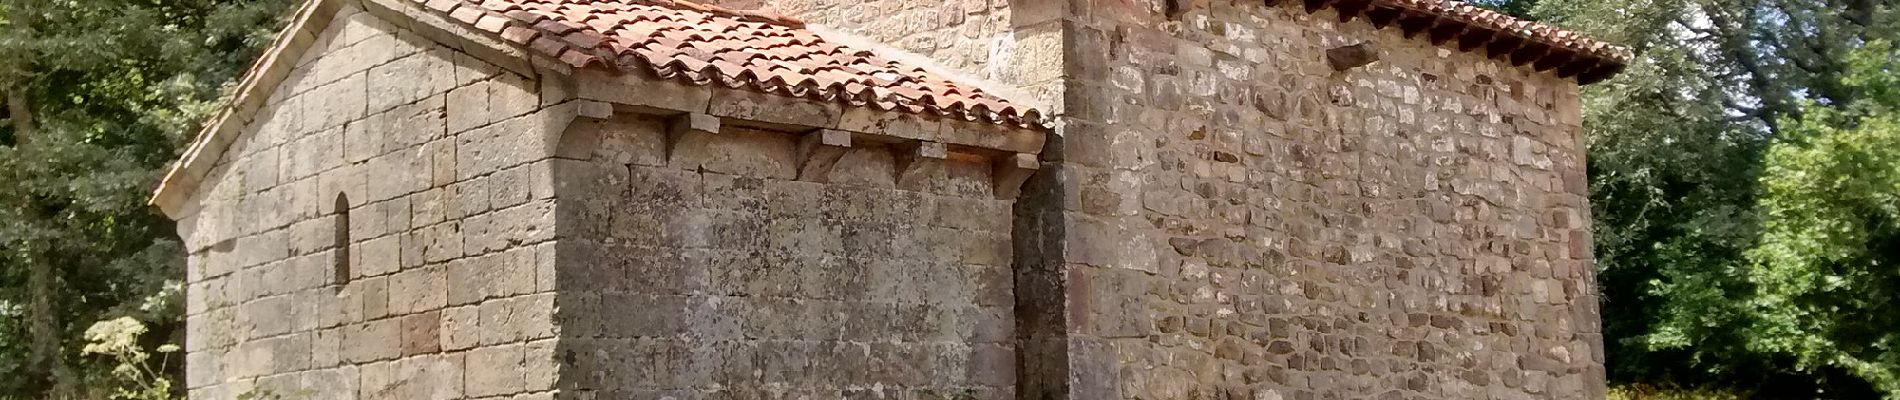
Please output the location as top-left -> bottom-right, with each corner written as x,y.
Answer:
1704,7 -> 1800,131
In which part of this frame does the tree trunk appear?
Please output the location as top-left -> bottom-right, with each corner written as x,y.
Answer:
5,1 -> 70,397
9,88 -> 68,399
25,253 -> 69,399
7,89 -> 31,147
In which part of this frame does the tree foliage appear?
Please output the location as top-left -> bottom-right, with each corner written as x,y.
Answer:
0,0 -> 289,396
1748,38 -> 1900,396
1470,0 -> 1542,19
1530,0 -> 1900,396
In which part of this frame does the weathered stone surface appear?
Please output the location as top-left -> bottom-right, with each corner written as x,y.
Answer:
1008,2 -> 1602,400
551,110 -> 1020,398
175,8 -> 560,399
175,2 -> 1602,400
699,0 -> 1015,82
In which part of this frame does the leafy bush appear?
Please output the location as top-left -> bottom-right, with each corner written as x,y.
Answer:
79,317 -> 179,400
1608,384 -> 1748,400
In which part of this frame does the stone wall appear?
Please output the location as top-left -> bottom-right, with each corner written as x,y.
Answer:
174,1 -> 1608,399
1014,1 -> 1604,399
548,114 -> 1020,398
699,0 -> 1014,82
175,6 -> 569,399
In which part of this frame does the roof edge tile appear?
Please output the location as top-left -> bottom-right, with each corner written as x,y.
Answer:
1286,0 -> 1630,84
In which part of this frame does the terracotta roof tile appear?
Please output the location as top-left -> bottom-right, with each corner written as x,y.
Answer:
405,0 -> 1045,129
1386,0 -> 1628,62
1297,0 -> 1630,83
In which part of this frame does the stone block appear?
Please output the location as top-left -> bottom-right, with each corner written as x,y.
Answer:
446,80 -> 493,134
689,128 -> 797,180
490,72 -> 541,121
479,293 -> 555,344
286,128 -> 345,181
354,276 -> 389,321
241,147 -> 281,193
300,72 -> 370,133
464,344 -> 526,397
399,311 -> 442,355
369,353 -> 465,400
823,146 -> 899,187
837,107 -> 942,143
596,293 -> 686,338
310,327 -> 343,368
387,265 -> 447,314
487,164 -> 534,210
427,139 -> 458,188
456,114 -> 559,181
341,318 -> 400,363
350,233 -> 399,278
1064,216 -> 1159,273
343,119 -> 385,164
559,116 -> 667,166
183,345 -> 221,389
242,295 -> 295,338
574,71 -> 710,113
302,366 -> 361,400
448,249 -> 536,305
706,89 -> 840,128
440,305 -> 482,351
375,95 -> 451,151
366,51 -> 456,114
418,221 -> 463,264
524,339 -> 559,391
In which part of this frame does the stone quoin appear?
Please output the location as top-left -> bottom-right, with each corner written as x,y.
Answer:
151,0 -> 1626,398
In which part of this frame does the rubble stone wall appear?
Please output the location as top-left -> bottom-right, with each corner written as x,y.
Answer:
549,114 -> 1019,398
699,0 -> 1015,82
1015,1 -> 1605,399
175,6 -> 569,399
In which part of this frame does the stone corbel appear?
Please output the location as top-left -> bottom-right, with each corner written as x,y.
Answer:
576,100 -> 614,120
667,113 -> 720,167
894,141 -> 947,190
992,153 -> 1040,200
796,129 -> 853,182
1327,42 -> 1380,71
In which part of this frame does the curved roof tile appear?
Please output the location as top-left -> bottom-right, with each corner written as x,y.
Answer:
425,0 -> 1048,129
1297,0 -> 1630,83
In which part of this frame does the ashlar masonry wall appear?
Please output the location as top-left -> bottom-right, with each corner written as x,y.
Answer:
175,5 -> 570,399
1015,1 -> 1604,399
548,110 -> 1020,398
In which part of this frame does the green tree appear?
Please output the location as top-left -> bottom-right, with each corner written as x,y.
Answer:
1528,0 -> 1897,395
0,0 -> 289,396
1470,0 -> 1541,19
1748,38 -> 1900,396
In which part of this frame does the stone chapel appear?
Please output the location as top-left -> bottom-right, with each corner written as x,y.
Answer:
150,0 -> 1629,398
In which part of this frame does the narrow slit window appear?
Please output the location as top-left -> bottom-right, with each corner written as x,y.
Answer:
334,193 -> 351,286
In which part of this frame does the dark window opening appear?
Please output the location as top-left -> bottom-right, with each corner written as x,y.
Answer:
1164,0 -> 1187,19
334,193 -> 351,287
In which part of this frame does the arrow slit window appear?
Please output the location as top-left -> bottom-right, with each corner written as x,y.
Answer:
334,193 -> 351,287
